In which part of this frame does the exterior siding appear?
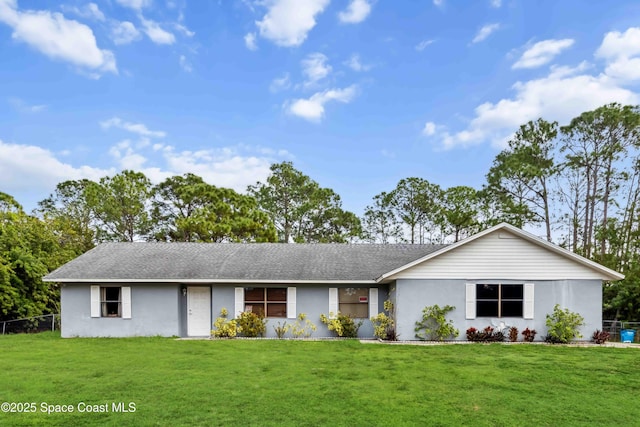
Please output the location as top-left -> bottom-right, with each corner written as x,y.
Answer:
395,278 -> 602,341
388,231 -> 606,280
61,283 -> 181,337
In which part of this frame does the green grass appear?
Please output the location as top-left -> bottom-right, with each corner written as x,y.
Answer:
1,333 -> 639,426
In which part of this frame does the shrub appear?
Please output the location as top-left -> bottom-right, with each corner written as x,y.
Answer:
544,304 -> 584,344
211,308 -> 238,338
466,326 -> 505,342
508,326 -> 519,342
591,329 -> 611,345
371,300 -> 397,340
414,304 -> 459,341
290,313 -> 317,338
522,327 -> 537,342
320,312 -> 362,338
273,321 -> 289,339
236,311 -> 267,337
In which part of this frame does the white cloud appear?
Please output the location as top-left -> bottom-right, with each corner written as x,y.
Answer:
301,52 -> 331,86
287,85 -> 357,122
596,27 -> 640,83
436,62 -> 638,149
116,0 -> 151,11
338,0 -> 371,24
344,53 -> 371,72
415,39 -> 435,51
270,72 -> 291,92
244,32 -> 257,50
179,55 -> 192,72
62,3 -> 105,21
433,0 -> 443,6
8,97 -> 46,113
173,23 -> 194,37
139,16 -> 175,45
490,0 -> 502,8
0,0 -> 117,76
422,121 -> 436,136
100,117 -> 167,138
109,139 -> 149,170
255,0 -> 329,47
472,23 -> 500,44
0,138 -> 112,194
111,21 -> 141,45
513,39 -> 575,69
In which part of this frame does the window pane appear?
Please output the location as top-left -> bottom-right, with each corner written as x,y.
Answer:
502,285 -> 523,300
245,304 -> 265,317
267,288 -> 287,302
501,301 -> 523,317
266,303 -> 286,317
339,288 -> 368,303
244,288 -> 264,302
103,302 -> 121,317
339,303 -> 368,318
477,284 -> 498,299
477,300 -> 499,317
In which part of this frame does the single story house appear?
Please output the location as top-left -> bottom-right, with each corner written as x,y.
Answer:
43,223 -> 623,339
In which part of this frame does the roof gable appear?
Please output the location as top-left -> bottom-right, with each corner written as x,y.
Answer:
379,223 -> 624,281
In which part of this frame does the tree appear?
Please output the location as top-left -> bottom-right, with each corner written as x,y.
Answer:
486,118 -> 558,242
0,192 -> 74,320
388,177 -> 442,244
560,103 -> 640,258
361,192 -> 404,243
151,173 -> 276,242
248,162 -> 361,243
88,170 -> 154,242
36,179 -> 97,255
440,186 -> 481,242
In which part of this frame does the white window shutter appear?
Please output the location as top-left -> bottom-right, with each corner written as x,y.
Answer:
465,283 -> 476,319
121,286 -> 132,319
369,288 -> 379,319
523,283 -> 535,319
90,285 -> 100,318
328,288 -> 338,318
287,287 -> 297,319
234,287 -> 244,317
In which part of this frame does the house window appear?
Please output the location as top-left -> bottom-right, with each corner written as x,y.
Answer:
476,284 -> 523,317
339,288 -> 369,318
101,287 -> 122,317
244,287 -> 287,317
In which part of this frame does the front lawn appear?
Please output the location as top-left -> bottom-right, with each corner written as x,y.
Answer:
1,333 -> 638,426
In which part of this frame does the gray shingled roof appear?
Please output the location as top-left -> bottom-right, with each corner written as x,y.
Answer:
44,242 -> 446,282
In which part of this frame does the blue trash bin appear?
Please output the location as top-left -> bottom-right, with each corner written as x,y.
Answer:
621,329 -> 636,343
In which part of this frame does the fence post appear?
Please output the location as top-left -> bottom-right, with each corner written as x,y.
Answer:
51,314 -> 55,332
2,321 -> 5,335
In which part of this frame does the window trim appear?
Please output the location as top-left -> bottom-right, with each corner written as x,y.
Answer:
90,285 -> 131,319
466,282 -> 534,320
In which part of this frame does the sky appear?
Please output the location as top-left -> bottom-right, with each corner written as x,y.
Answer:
1,0 -> 640,217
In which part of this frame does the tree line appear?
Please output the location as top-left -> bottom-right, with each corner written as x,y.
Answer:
1,102 -> 639,322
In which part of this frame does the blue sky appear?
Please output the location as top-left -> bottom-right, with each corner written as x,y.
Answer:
2,0 -> 640,216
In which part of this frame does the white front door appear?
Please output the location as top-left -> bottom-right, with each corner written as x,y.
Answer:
187,286 -> 211,336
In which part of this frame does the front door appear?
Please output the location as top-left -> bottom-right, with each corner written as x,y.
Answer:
187,286 -> 211,336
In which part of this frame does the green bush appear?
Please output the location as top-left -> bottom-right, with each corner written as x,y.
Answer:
236,311 -> 267,337
544,304 -> 584,343
211,308 -> 238,338
320,312 -> 362,338
370,300 -> 396,340
414,304 -> 459,341
273,321 -> 289,339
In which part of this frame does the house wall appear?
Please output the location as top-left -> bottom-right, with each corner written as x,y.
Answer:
60,283 -> 181,337
209,285 -> 388,338
394,279 -> 602,341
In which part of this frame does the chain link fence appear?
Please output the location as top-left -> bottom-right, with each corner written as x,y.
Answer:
602,320 -> 640,342
0,314 -> 60,335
